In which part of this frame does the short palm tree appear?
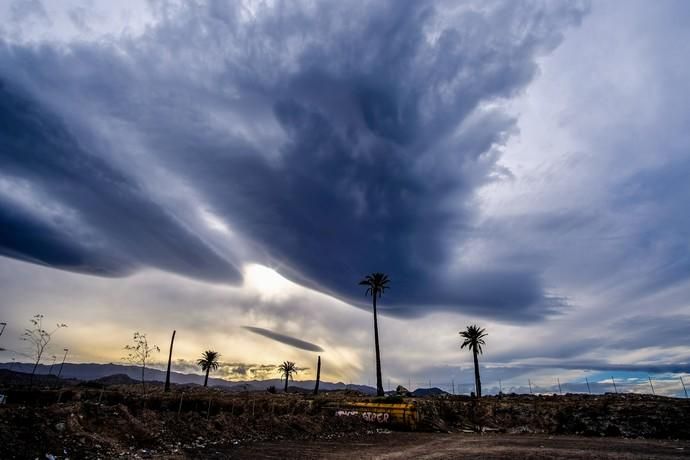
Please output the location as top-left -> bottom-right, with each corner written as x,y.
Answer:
278,361 -> 298,393
359,272 -> 390,396
197,350 -> 221,387
460,325 -> 487,397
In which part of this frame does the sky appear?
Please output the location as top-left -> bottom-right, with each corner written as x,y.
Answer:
0,0 -> 689,395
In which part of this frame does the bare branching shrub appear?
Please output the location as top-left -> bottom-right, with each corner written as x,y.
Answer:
21,314 -> 67,384
123,332 -> 160,393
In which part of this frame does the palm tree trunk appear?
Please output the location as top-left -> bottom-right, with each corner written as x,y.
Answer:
164,330 -> 176,392
473,349 -> 481,398
313,356 -> 321,395
373,294 -> 384,396
284,374 -> 289,393
204,368 -> 210,387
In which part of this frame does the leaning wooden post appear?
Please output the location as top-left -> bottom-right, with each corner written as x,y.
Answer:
528,379 -> 533,394
681,377 -> 688,398
611,376 -> 618,394
648,376 -> 655,395
177,392 -> 184,417
585,377 -> 591,394
164,330 -> 176,393
313,356 -> 321,395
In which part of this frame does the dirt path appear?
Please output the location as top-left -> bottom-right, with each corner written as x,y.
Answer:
214,433 -> 690,459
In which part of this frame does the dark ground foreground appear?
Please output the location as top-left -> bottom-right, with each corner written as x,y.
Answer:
2,373 -> 690,459
223,433 -> 690,459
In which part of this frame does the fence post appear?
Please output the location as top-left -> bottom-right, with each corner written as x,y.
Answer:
178,392 -> 184,417
452,379 -> 455,395
585,377 -> 591,394
557,378 -> 562,395
528,379 -> 532,394
681,377 -> 688,398
648,376 -> 655,395
611,376 -> 618,394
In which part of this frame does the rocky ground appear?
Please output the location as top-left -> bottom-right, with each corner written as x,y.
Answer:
1,378 -> 690,459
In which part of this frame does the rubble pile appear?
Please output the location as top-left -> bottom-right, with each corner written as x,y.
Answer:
438,393 -> 690,438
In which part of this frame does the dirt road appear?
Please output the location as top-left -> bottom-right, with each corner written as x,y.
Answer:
212,433 -> 690,459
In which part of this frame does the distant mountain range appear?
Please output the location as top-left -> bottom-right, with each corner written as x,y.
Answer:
0,362 -> 379,394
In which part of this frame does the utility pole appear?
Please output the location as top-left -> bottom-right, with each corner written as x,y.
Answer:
57,348 -> 69,379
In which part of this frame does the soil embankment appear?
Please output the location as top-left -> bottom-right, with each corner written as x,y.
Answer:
1,384 -> 689,458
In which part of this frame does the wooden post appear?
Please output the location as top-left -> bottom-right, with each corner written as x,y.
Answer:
557,378 -> 562,395
648,376 -> 655,395
452,379 -> 455,395
528,379 -> 533,394
178,392 -> 184,417
164,330 -> 176,393
207,397 -> 212,420
98,389 -> 104,404
585,377 -> 591,394
313,356 -> 321,395
611,376 -> 618,394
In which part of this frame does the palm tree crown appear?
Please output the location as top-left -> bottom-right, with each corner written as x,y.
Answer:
359,272 -> 390,298
459,325 -> 487,354
197,350 -> 221,371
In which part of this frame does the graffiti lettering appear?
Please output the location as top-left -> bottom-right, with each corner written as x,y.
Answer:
336,410 -> 390,423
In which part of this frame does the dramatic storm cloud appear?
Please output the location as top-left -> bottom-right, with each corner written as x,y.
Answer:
1,0 -> 690,393
0,0 -> 588,320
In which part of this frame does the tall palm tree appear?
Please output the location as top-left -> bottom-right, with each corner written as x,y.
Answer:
459,325 -> 487,397
359,272 -> 390,396
278,361 -> 298,393
197,350 -> 220,387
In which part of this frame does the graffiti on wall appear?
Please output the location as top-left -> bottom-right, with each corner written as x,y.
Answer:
336,409 -> 390,423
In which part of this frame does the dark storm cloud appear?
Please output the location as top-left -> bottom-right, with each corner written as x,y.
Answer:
243,326 -> 324,352
0,82 -> 241,283
0,1 -> 589,319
